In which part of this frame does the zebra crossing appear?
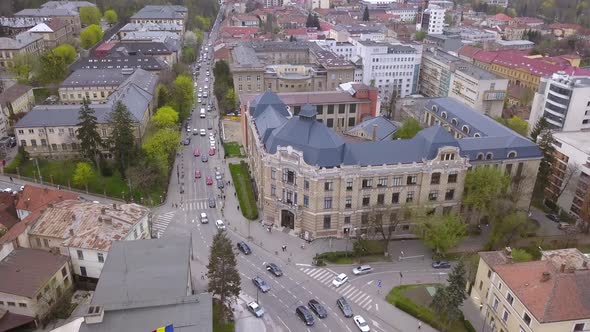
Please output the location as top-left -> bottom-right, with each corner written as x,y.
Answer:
300,267 -> 374,311
182,199 -> 211,211
152,211 -> 175,238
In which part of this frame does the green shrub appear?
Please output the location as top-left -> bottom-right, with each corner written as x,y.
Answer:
5,147 -> 27,174
464,319 -> 476,332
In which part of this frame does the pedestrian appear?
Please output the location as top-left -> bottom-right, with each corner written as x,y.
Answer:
201,274 -> 205,280
234,192 -> 237,197
237,205 -> 240,211
9,176 -> 13,183
418,322 -> 422,330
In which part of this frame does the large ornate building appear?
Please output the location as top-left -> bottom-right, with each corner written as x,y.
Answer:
242,91 -> 542,239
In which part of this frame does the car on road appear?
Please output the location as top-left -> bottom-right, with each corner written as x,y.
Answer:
201,155 -> 208,162
332,273 -> 349,288
195,170 -> 201,178
200,109 -> 206,118
208,197 -> 216,208
209,141 -> 216,148
546,213 -> 560,222
179,185 -> 184,193
252,276 -> 270,293
295,306 -> 315,326
194,148 -> 200,157
217,180 -> 224,189
182,138 -> 191,145
336,297 -> 353,318
432,261 -> 451,269
237,241 -> 251,255
307,299 -> 327,318
206,176 -> 213,185
200,129 -> 206,136
197,98 -> 202,103
200,212 -> 208,224
558,222 -> 571,230
352,265 -> 373,275
197,92 -> 202,98
186,126 -> 191,133
192,128 -> 198,136
247,301 -> 264,318
266,263 -> 283,277
215,219 -> 225,231
209,147 -> 215,156
353,315 -> 370,332
215,171 -> 222,180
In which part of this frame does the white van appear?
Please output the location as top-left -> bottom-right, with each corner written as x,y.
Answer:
200,109 -> 206,118
200,212 -> 208,224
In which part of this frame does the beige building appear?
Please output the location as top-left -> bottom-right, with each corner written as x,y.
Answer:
471,248 -> 590,332
230,42 -> 355,95
0,84 -> 35,136
130,5 -> 188,33
59,68 -> 133,104
0,31 -> 45,69
13,0 -> 93,36
242,92 -> 541,239
28,19 -> 69,49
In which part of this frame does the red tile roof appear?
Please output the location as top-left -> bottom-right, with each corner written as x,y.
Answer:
491,13 -> 512,22
15,185 -> 78,212
285,28 -> 308,35
220,26 -> 259,36
549,23 -> 583,30
0,192 -> 18,231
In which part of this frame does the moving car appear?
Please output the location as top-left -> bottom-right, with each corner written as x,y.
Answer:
206,176 -> 213,185
252,276 -> 270,293
237,241 -> 251,255
353,315 -> 370,332
432,261 -> 451,269
558,222 -> 571,230
307,299 -> 327,318
194,148 -> 200,157
247,301 -> 264,318
217,180 -> 224,189
215,219 -> 225,230
179,185 -> 184,193
200,212 -> 208,224
546,213 -> 560,222
208,197 -> 216,208
200,109 -> 206,118
295,306 -> 315,326
182,138 -> 191,145
332,273 -> 349,288
201,155 -> 208,162
209,147 -> 215,156
266,263 -> 283,277
186,126 -> 191,133
352,265 -> 373,275
194,170 -> 201,178
336,297 -> 353,318
200,129 -> 206,136
215,171 -> 222,180
192,128 -> 198,136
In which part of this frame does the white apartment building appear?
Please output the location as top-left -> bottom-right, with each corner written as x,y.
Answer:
315,39 -> 356,60
529,72 -> 590,131
387,6 -> 419,22
422,5 -> 445,35
265,0 -> 285,7
356,40 -> 422,99
309,0 -> 329,9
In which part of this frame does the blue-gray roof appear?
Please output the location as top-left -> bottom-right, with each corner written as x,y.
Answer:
347,116 -> 398,141
130,5 -> 187,20
250,92 -> 543,167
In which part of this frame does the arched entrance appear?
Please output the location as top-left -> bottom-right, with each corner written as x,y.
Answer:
281,210 -> 295,229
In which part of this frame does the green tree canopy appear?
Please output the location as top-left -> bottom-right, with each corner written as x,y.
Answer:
104,9 -> 118,24
221,89 -> 237,113
463,166 -> 510,219
156,84 -> 172,108
195,15 -> 212,30
511,248 -> 533,262
142,128 -> 180,172
506,116 -> 529,136
394,117 -> 423,139
37,50 -> 67,84
181,46 -> 196,64
76,98 -> 104,166
80,6 -> 102,26
363,7 -> 370,21
108,101 -> 136,177
172,75 -> 195,121
207,232 -> 241,322
53,44 -> 77,64
193,29 -> 204,44
486,211 -> 531,249
415,213 -> 467,257
80,25 -> 103,49
152,106 -> 179,128
7,53 -> 38,83
431,261 -> 467,330
72,162 -> 96,191
530,117 -> 548,142
415,30 -> 426,41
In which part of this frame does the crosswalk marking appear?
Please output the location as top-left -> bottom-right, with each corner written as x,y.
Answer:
152,211 -> 175,237
361,299 -> 373,309
182,199 -> 210,211
345,288 -> 359,298
299,267 -> 373,310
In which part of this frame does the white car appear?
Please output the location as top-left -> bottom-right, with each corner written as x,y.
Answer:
186,126 -> 191,132
353,315 -> 370,332
215,171 -> 222,180
200,129 -> 206,136
198,87 -> 202,92
200,212 -> 208,224
197,98 -> 202,103
215,219 -> 226,230
2,188 -> 13,193
332,273 -> 349,288
209,141 -> 216,148
197,92 -> 202,97
205,77 -> 209,82
247,301 -> 264,318
352,265 -> 374,275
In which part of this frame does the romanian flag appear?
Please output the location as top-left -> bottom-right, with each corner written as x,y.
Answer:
152,324 -> 174,332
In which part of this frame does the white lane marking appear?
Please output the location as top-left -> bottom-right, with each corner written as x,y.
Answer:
342,286 -> 356,297
277,315 -> 292,332
366,280 -> 374,285
326,268 -> 337,275
296,263 -> 312,267
340,284 -> 352,293
346,289 -> 360,299
302,268 -> 310,273
361,298 -> 373,309
308,269 -> 322,278
351,292 -> 367,303
375,303 -> 379,311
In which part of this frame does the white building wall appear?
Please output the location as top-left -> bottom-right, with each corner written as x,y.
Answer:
0,291 -> 34,317
0,241 -> 14,261
552,134 -> 590,217
68,247 -> 107,279
427,6 -> 445,35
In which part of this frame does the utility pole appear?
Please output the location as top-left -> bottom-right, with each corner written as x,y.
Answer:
34,158 -> 43,185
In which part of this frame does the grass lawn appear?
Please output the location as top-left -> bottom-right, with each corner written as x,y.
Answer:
386,284 -> 473,332
229,161 -> 258,220
13,159 -> 165,205
223,142 -> 245,158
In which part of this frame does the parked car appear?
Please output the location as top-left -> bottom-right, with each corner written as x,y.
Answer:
215,219 -> 225,231
252,276 -> 270,293
195,170 -> 201,178
353,315 -> 370,332
432,261 -> 451,269
266,263 -> 283,277
336,297 -> 353,318
308,299 -> 328,318
332,273 -> 349,288
192,128 -> 198,136
215,171 -> 222,180
546,213 -> 560,222
200,129 -> 206,136
352,265 -> 373,275
179,185 -> 184,193
247,301 -> 264,318
209,147 -> 215,156
182,138 -> 191,145
558,222 -> 571,230
186,126 -> 191,133
237,241 -> 251,255
295,306 -> 315,326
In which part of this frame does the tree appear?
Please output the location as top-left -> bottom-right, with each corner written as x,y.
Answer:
142,128 -> 180,172
80,25 -> 103,49
363,7 -> 370,21
486,211 -> 531,249
108,101 -> 136,177
80,6 -> 102,26
511,248 -> 533,262
126,155 -> 164,192
104,9 -> 118,24
506,116 -> 529,136
530,117 -> 548,142
463,166 -> 510,222
415,213 -> 467,258
7,53 -> 38,83
444,12 -> 453,25
312,14 -> 321,29
195,15 -> 212,31
172,75 -> 195,121
152,106 -> 179,128
367,207 -> 404,254
156,84 -> 172,108
535,130 -> 556,199
181,46 -> 196,64
289,35 -> 296,42
306,13 -> 314,28
53,44 -> 76,64
72,162 -> 96,192
431,261 -> 467,331
184,31 -> 199,49
415,30 -> 426,41
207,232 -> 241,322
194,29 -> 204,44
221,89 -> 237,113
37,50 -> 67,84
393,117 -> 423,139
76,98 -> 104,168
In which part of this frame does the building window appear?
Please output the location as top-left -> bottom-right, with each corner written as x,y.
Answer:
271,168 -> 276,179
392,176 -> 402,186
406,175 -> 417,185
445,189 -> 455,201
283,169 -> 296,184
303,195 -> 309,207
506,293 -> 514,305
61,267 -> 67,277
346,179 -> 353,191
97,253 -> 104,263
362,178 -> 373,188
31,139 -> 37,146
324,197 -> 333,209
327,105 -> 334,114
448,172 -> 458,183
479,280 -> 483,290
488,270 -> 492,278
392,192 -> 400,204
430,172 -> 441,185
43,239 -> 49,247
502,309 -> 509,323
271,185 -> 276,197
7,302 -> 15,307
345,196 -> 352,209
77,250 -> 84,260
406,191 -> 414,203
344,216 -> 351,224
348,117 -> 355,127
377,194 -> 385,205
327,118 -> 334,127
492,297 -> 499,311
505,164 -> 513,176
378,177 -> 387,187
361,213 -> 369,224
304,179 -> 309,190
324,181 -> 333,191
362,195 -> 370,206
338,104 -> 346,114
428,191 -> 438,201
80,266 -> 87,276
18,303 -> 27,308
573,323 -> 585,331
323,215 -> 331,229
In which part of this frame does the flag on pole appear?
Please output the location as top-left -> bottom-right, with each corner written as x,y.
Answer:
152,324 -> 174,332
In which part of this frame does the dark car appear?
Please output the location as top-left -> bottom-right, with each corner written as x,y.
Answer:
237,241 -> 251,255
266,263 -> 283,277
182,138 -> 191,145
201,155 -> 208,162
546,213 -> 560,222
432,261 -> 451,269
308,299 -> 328,318
208,197 -> 216,208
252,276 -> 271,293
336,297 -> 353,318
296,306 -> 315,326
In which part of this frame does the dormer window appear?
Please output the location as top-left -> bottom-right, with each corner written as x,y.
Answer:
474,133 -> 481,137
432,105 -> 438,112
451,118 -> 458,126
477,153 -> 484,160
462,125 -> 470,134
486,153 -> 493,160
441,111 -> 447,119
507,151 -> 517,159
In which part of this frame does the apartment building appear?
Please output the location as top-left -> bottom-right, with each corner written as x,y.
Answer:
241,91 -> 541,239
0,248 -> 72,325
387,5 -> 420,22
0,84 -> 35,136
230,42 -> 355,95
71,54 -> 167,73
471,248 -> 590,332
115,37 -> 181,65
14,1 -> 94,36
420,49 -> 508,117
421,5 -> 445,35
59,68 -> 130,104
0,31 -> 45,68
265,0 -> 285,8
329,24 -> 387,43
27,200 -> 150,279
545,131 -> 590,221
129,5 -> 188,33
529,73 -> 590,132
117,22 -> 184,39
28,19 -> 68,48
356,40 -> 422,99
314,39 -> 356,61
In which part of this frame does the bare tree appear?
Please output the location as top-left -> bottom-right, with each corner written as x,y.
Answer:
366,206 -> 413,255
550,162 -> 580,203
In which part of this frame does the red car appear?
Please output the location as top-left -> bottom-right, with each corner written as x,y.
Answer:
206,176 -> 213,185
195,170 -> 201,178
194,148 -> 200,157
209,147 -> 215,156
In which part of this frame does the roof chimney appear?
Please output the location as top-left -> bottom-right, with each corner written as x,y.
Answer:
560,263 -> 566,273
85,306 -> 104,325
48,203 -> 53,208
372,124 -> 378,141
583,261 -> 588,269
112,203 -> 117,210
69,229 -> 74,236
541,271 -> 551,282
101,208 -> 106,215
71,214 -> 76,221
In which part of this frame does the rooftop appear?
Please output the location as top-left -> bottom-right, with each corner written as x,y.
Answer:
0,248 -> 68,298
0,31 -> 42,50
60,68 -> 129,88
424,49 -> 500,80
71,55 -> 167,72
0,192 -> 18,231
346,116 -> 398,141
119,22 -> 183,32
553,131 -> 590,155
0,84 -> 32,105
131,5 -> 187,20
240,90 -> 371,105
15,185 -> 78,212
